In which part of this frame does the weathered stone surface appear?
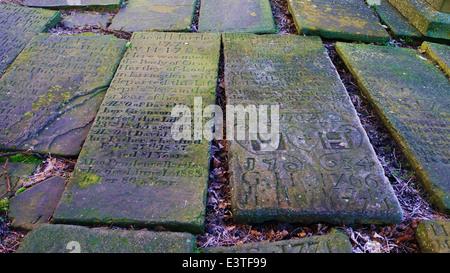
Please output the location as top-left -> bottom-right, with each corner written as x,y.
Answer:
16,224 -> 196,253
388,0 -> 450,39
223,34 -> 402,225
425,0 -> 450,12
204,229 -> 352,253
0,154 -> 41,197
416,219 -> 450,253
286,0 -> 390,43
62,12 -> 112,27
109,0 -> 197,32
336,42 -> 450,214
421,41 -> 450,75
53,32 -> 221,234
8,176 -> 66,230
198,0 -> 277,34
0,34 -> 127,156
375,0 -> 424,39
23,0 -> 122,11
0,4 -> 60,76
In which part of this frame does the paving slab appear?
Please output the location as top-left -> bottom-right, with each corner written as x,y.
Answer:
8,176 -> 66,230
421,41 -> 450,75
204,229 -> 352,253
286,0 -> 390,43
16,224 -> 196,253
374,0 -> 424,39
62,12 -> 112,27
336,42 -> 450,214
53,32 -> 221,234
388,0 -> 450,39
0,4 -> 60,76
223,33 -> 402,225
416,219 -> 450,253
23,0 -> 122,11
0,33 -> 127,156
109,0 -> 198,32
198,0 -> 277,34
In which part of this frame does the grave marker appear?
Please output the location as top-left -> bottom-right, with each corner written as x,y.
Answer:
53,32 -> 221,234
416,219 -> 450,253
336,42 -> 450,214
223,34 -> 402,225
0,34 -> 127,156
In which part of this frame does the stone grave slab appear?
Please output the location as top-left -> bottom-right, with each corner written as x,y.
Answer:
109,0 -> 198,32
336,42 -> 450,214
62,12 -> 112,27
23,0 -> 122,11
198,0 -> 277,34
425,0 -> 450,12
53,32 -> 221,234
8,176 -> 66,230
421,41 -> 450,75
286,0 -> 390,43
374,0 -> 424,39
0,4 -> 60,76
388,0 -> 450,39
16,224 -> 196,253
0,33 -> 127,156
416,219 -> 450,253
223,33 -> 402,225
204,229 -> 352,253
0,154 -> 41,198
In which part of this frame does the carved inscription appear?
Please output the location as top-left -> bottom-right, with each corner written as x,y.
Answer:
224,34 -> 402,225
416,219 -> 450,253
54,32 -> 221,233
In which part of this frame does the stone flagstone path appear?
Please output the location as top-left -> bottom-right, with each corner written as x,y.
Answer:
0,0 -> 449,253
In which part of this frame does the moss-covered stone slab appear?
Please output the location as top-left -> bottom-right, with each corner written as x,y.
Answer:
0,154 -> 41,198
0,4 -> 60,76
198,0 -> 277,34
53,32 -> 221,234
286,0 -> 390,43
23,0 -> 122,11
204,229 -> 352,253
374,0 -> 424,39
223,34 -> 402,225
425,0 -> 450,12
336,42 -> 450,214
109,0 -> 197,32
8,176 -> 66,231
388,0 -> 450,39
421,41 -> 450,75
0,34 -> 127,156
16,224 -> 196,253
416,219 -> 450,253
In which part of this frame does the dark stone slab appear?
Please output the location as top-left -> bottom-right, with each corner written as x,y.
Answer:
8,176 -> 66,230
198,0 -> 277,34
16,224 -> 196,253
421,41 -> 450,75
286,0 -> 390,43
23,0 -> 122,11
109,0 -> 198,32
374,0 -> 424,39
0,4 -> 60,76
53,32 -> 221,234
223,33 -> 402,225
336,42 -> 450,214
0,154 -> 41,198
388,0 -> 450,39
0,33 -> 127,156
204,229 -> 352,253
416,219 -> 450,253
